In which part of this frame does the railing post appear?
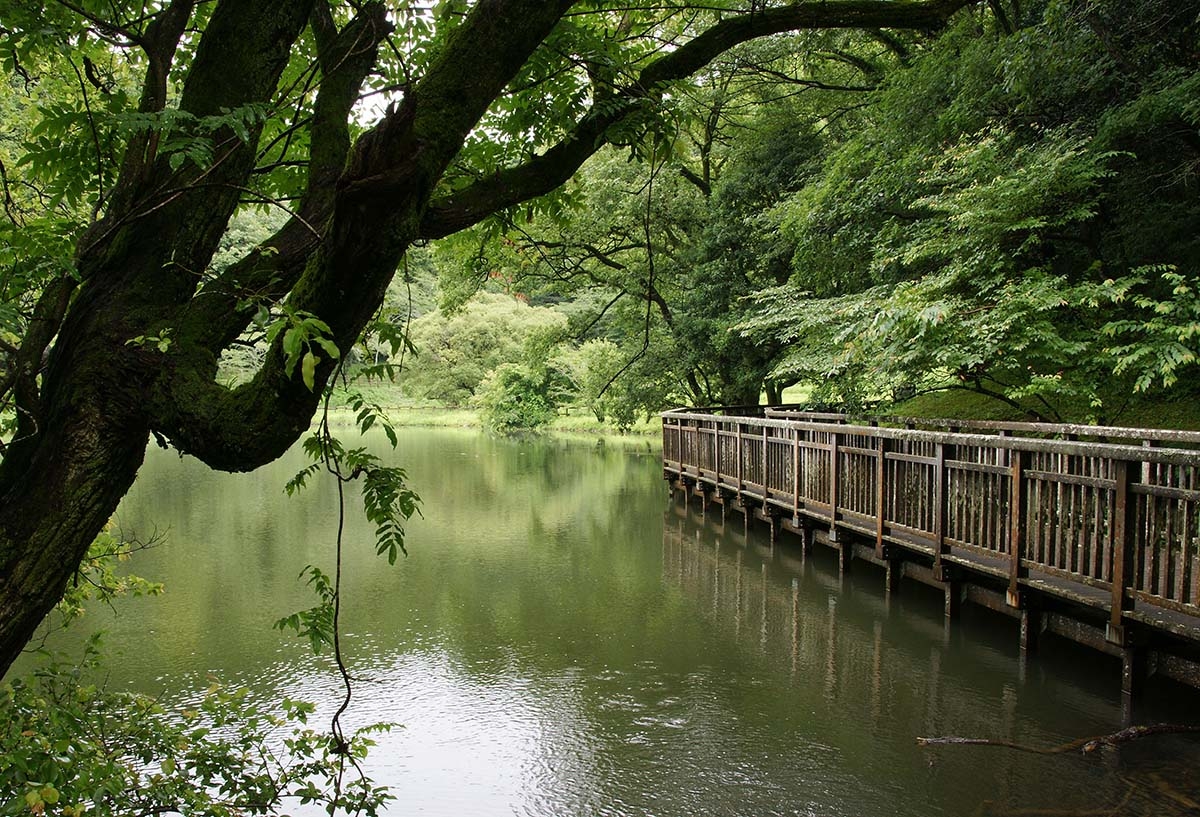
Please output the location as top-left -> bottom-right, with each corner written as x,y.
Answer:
713,420 -> 721,487
1007,448 -> 1027,607
875,435 -> 886,559
792,427 -> 800,524
1108,459 -> 1138,645
736,423 -> 743,494
933,441 -> 948,578
762,425 -> 768,494
829,429 -> 841,541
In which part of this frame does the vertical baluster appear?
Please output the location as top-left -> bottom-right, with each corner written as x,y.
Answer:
736,422 -> 743,494
713,420 -> 721,489
1068,454 -> 1078,572
1148,462 -> 1162,596
1092,460 -> 1104,580
1180,484 -> 1190,604
1166,465 -> 1178,600
761,425 -> 768,495
792,428 -> 800,521
934,441 -> 947,574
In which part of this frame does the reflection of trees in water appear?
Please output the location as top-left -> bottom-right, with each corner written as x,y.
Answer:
663,503 -> 1200,817
101,430 -> 665,679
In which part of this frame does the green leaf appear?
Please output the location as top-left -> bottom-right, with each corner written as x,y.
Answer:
315,337 -> 341,360
282,327 -> 304,372
301,350 -> 318,391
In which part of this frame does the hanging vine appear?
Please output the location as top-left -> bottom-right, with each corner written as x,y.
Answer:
274,299 -> 420,811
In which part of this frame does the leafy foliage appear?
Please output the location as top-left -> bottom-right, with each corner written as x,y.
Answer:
1,642 -> 391,817
265,309 -> 342,392
1097,267 -> 1200,392
273,565 -> 338,654
475,362 -> 560,433
741,0 -> 1200,417
50,528 -> 163,632
400,291 -> 568,405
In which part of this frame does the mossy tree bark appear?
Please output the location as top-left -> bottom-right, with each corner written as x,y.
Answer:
0,0 -> 975,676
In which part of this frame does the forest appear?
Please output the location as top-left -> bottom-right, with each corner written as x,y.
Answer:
190,0 -> 1200,431
1,0 -> 1198,812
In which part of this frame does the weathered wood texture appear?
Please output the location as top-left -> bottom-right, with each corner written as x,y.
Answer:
663,409 -> 1200,630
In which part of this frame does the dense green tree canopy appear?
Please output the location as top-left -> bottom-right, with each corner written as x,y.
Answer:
740,0 -> 1200,415
424,0 -> 1197,420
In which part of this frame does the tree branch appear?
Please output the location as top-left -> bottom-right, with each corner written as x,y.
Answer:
103,0 -> 195,218
917,723 -> 1200,755
419,0 -> 975,238
173,2 -> 392,355
679,165 -> 712,196
155,0 -> 581,462
52,0 -> 147,48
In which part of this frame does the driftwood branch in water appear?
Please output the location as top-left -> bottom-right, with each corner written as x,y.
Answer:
916,723 -> 1200,755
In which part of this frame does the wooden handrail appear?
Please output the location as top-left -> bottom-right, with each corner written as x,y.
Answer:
662,409 -> 1200,634
671,406 -> 1200,446
662,410 -> 1200,467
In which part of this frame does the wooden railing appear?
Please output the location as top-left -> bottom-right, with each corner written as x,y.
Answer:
662,409 -> 1200,629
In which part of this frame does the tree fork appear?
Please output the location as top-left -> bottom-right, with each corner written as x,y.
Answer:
0,0 -> 979,679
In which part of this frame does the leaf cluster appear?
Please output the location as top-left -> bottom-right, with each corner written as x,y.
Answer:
1,643 -> 391,816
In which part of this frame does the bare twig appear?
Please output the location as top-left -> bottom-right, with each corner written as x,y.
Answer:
917,723 -> 1200,755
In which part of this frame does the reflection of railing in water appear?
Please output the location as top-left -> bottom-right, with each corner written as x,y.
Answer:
659,512 -> 1132,765
662,407 -> 1200,700
663,508 -> 1200,817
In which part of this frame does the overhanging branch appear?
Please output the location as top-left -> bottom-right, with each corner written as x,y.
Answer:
419,0 -> 976,238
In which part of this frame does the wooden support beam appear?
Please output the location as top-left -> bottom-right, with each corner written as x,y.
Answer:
885,556 -> 902,594
1121,645 -> 1145,700
770,507 -> 782,545
799,521 -> 813,557
1108,459 -> 1138,645
944,573 -> 961,619
1020,607 -> 1040,654
1007,449 -> 1027,608
829,430 -> 841,542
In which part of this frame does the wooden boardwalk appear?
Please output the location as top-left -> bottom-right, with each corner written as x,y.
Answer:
662,407 -> 1200,699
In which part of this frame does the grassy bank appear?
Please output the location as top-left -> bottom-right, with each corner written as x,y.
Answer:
324,382 -> 1200,436
324,386 -> 660,436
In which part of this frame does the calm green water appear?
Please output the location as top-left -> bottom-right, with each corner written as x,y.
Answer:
29,428 -> 1200,815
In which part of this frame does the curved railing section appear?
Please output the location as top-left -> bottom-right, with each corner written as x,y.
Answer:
662,408 -> 1200,638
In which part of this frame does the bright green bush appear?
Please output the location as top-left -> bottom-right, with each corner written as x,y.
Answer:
475,363 -> 559,433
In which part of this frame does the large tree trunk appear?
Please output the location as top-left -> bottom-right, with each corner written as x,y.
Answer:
0,0 -> 975,678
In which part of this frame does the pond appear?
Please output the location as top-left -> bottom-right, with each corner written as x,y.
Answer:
28,427 -> 1200,816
